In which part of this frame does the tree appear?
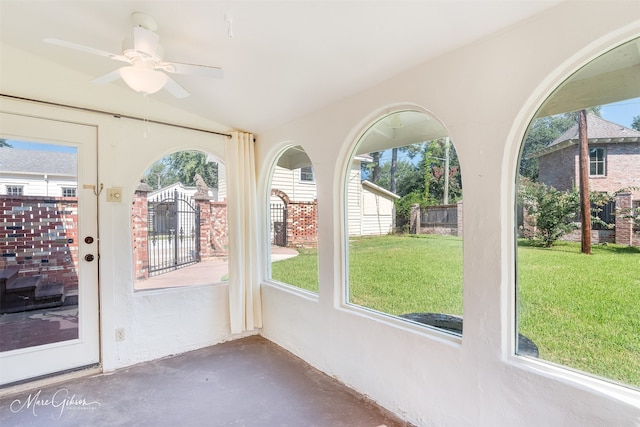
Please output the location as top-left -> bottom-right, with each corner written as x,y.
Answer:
0,138 -> 12,147
631,115 -> 640,131
376,160 -> 422,197
166,151 -> 218,188
362,151 -> 383,184
144,159 -> 178,189
520,108 -> 602,181
144,151 -> 218,189
518,179 -> 580,247
420,139 -> 461,204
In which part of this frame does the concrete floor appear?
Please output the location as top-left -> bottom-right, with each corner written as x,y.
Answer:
0,336 -> 409,427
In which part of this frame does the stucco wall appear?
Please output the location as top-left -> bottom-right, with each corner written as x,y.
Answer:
257,2 -> 640,426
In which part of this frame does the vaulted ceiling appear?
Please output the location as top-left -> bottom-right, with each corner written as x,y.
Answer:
1,1 -> 565,133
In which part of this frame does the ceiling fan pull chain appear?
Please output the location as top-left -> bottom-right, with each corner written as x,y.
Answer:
225,2 -> 234,38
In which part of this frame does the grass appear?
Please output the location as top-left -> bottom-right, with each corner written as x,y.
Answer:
271,234 -> 640,389
271,248 -> 319,292
517,240 -> 640,388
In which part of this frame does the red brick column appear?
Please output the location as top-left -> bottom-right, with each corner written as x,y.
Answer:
286,200 -> 318,248
195,198 -> 213,259
209,201 -> 228,257
131,183 -> 152,281
615,193 -> 633,246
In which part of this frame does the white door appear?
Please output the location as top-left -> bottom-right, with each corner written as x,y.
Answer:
0,112 -> 100,385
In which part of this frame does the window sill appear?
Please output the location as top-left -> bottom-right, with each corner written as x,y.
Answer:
508,353 -> 640,408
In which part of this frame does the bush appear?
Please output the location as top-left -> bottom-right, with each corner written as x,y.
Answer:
518,180 -> 580,247
395,191 -> 424,232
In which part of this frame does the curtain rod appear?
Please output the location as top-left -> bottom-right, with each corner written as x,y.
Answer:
0,93 -> 233,139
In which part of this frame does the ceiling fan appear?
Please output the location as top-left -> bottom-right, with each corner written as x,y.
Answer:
44,12 -> 223,98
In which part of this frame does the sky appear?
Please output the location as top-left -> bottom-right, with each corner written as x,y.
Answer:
600,97 -> 640,128
3,140 -> 76,153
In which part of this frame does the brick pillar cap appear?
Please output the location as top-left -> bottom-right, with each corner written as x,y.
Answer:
136,182 -> 153,192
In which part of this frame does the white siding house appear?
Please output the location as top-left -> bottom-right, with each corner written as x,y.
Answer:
360,180 -> 400,236
269,153 -> 397,237
0,147 -> 77,197
269,165 -> 317,203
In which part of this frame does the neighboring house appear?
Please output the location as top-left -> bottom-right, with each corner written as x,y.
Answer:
529,114 -> 640,245
533,114 -> 640,199
0,147 -> 77,197
270,153 -> 399,239
269,164 -> 317,203
357,180 -> 401,236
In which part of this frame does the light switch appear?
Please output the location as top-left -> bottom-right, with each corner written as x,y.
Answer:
106,187 -> 123,202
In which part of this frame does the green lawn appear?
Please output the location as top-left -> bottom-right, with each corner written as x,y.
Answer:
271,235 -> 640,389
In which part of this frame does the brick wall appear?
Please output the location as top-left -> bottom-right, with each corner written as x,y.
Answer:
1,195 -> 79,291
196,199 -> 229,258
538,146 -> 577,191
615,193 -> 640,246
287,200 -> 318,248
131,189 -> 150,281
539,142 -> 640,198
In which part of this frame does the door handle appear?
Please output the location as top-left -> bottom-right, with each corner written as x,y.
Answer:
84,254 -> 95,262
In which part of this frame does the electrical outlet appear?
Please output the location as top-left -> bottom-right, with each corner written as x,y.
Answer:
106,187 -> 123,202
115,328 -> 125,342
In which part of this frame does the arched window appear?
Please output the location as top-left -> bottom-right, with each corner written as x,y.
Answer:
132,150 -> 228,290
346,110 -> 464,335
515,37 -> 640,390
267,146 -> 319,293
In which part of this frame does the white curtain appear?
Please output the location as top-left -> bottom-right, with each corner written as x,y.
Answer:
226,131 -> 262,333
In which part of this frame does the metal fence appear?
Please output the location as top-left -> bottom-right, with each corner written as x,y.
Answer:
270,202 -> 287,247
420,204 -> 458,227
147,189 -> 201,276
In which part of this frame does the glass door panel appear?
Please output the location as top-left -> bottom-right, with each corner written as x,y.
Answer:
0,112 -> 99,385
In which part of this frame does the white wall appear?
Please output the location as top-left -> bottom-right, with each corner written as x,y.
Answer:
360,184 -> 395,236
257,2 -> 640,426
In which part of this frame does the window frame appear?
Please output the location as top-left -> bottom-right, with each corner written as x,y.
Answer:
589,147 -> 606,176
61,186 -> 77,197
299,166 -> 315,184
6,185 -> 24,196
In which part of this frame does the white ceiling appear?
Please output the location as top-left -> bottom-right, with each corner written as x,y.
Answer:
0,1 -> 564,133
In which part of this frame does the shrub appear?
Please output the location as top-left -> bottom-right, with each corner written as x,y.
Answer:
518,179 -> 580,247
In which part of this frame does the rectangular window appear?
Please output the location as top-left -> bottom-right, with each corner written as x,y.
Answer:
6,185 -> 23,196
589,147 -> 605,176
62,187 -> 77,197
300,166 -> 314,183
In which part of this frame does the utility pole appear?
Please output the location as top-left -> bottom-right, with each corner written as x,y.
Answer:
578,109 -> 591,254
443,137 -> 450,205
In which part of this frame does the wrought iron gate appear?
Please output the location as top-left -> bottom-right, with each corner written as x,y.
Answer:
270,202 -> 287,247
148,189 -> 201,276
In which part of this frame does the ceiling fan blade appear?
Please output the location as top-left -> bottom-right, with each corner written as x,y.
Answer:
133,26 -> 159,57
91,69 -> 122,85
43,38 -> 129,62
163,75 -> 190,98
159,61 -> 224,78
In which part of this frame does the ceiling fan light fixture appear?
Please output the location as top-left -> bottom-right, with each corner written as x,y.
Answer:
119,62 -> 168,95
